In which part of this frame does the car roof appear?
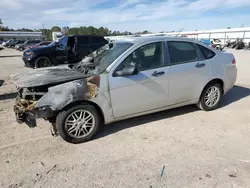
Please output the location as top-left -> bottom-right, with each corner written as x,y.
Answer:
115,36 -> 197,44
68,35 -> 105,37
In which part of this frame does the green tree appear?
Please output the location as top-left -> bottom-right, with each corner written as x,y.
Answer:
51,26 -> 61,32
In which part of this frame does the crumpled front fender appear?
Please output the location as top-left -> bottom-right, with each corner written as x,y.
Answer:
35,76 -> 114,123
36,79 -> 90,110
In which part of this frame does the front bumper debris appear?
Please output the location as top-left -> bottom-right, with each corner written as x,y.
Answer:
14,99 -> 37,128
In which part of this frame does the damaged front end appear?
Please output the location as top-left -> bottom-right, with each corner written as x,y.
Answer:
13,87 -> 50,128
14,98 -> 37,127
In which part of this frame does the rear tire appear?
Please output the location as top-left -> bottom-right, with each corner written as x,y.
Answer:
34,56 -> 52,68
56,104 -> 101,144
197,83 -> 222,111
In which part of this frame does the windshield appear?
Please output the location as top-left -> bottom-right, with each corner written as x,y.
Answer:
72,41 -> 133,74
95,42 -> 133,73
84,44 -> 110,59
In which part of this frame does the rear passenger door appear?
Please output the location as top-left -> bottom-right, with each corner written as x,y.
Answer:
76,36 -> 90,58
167,41 -> 212,105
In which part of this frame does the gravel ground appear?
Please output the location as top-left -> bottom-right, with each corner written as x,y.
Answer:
0,48 -> 250,188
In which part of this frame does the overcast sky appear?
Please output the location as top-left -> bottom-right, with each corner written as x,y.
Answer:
1,0 -> 250,32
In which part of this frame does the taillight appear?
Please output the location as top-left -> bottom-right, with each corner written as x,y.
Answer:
232,58 -> 236,67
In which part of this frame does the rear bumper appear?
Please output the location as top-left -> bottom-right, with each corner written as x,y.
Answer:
224,67 -> 237,94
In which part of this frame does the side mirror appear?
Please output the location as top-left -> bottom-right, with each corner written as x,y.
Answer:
114,64 -> 139,77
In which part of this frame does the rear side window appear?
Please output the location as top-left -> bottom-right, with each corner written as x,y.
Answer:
168,41 -> 199,65
198,45 -> 215,59
78,36 -> 89,44
91,36 -> 106,44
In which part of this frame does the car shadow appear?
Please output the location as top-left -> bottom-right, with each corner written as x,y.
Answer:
0,55 -> 22,58
0,92 -> 17,101
220,85 -> 250,107
0,80 -> 4,87
96,85 -> 250,140
96,105 -> 198,140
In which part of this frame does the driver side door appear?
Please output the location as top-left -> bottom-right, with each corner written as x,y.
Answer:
55,36 -> 69,64
108,42 -> 170,118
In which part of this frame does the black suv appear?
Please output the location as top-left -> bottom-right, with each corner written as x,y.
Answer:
22,35 -> 109,68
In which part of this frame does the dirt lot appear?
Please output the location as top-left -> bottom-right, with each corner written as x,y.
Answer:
0,48 -> 250,188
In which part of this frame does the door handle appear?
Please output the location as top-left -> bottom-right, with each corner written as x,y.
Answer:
152,71 -> 165,77
195,62 -> 206,68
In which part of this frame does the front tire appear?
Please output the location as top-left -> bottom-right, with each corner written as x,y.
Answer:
56,104 -> 101,144
34,56 -> 52,68
197,83 -> 222,111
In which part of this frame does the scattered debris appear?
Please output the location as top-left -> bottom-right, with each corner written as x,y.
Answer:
229,172 -> 237,178
161,166 -> 165,177
46,165 -> 57,175
40,162 -> 45,166
199,177 -> 202,180
205,174 -> 211,178
149,186 -> 153,188
146,178 -> 150,180
6,160 -> 10,163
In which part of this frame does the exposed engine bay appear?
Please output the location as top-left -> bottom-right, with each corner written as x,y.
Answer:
14,85 -> 50,127
12,64 -> 101,129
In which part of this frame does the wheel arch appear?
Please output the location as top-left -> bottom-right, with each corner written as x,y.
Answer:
200,78 -> 224,100
61,100 -> 105,125
35,56 -> 53,67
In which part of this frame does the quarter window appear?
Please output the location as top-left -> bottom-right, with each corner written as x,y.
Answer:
198,44 -> 215,59
119,42 -> 164,71
168,41 -> 199,65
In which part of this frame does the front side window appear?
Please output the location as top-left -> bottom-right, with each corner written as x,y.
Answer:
118,42 -> 164,71
168,41 -> 199,65
96,42 -> 133,73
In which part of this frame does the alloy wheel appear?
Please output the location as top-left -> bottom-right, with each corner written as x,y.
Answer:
204,86 -> 220,107
65,110 -> 95,138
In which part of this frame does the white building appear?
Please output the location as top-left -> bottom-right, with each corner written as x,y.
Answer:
106,27 -> 250,44
0,31 -> 45,41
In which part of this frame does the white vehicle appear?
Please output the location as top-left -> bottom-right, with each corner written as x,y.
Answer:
2,39 -> 13,47
211,39 -> 223,50
52,32 -> 62,41
12,36 -> 237,143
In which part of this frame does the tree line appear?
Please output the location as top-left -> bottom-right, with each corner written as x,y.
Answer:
0,18 -> 151,40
